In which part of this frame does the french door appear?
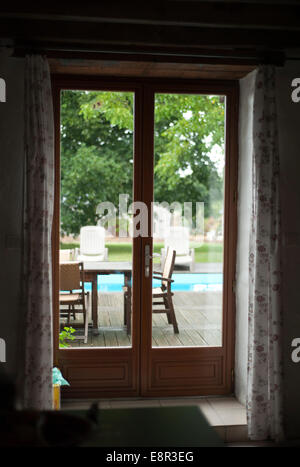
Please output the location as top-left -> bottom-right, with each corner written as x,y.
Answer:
52,75 -> 238,398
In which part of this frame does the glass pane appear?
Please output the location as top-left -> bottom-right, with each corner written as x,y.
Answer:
59,90 -> 134,348
152,93 -> 225,347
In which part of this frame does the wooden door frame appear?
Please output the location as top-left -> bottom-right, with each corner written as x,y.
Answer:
52,74 -> 238,398
52,75 -> 144,398
139,81 -> 238,397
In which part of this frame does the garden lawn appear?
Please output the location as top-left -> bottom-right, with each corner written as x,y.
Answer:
60,242 -> 223,263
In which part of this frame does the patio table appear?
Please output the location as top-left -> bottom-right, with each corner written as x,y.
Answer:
83,261 -> 132,335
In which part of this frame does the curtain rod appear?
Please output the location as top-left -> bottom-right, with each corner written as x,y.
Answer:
1,43 -> 293,66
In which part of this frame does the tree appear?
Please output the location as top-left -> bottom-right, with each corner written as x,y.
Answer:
153,94 -> 224,220
60,90 -> 133,235
60,90 -> 225,236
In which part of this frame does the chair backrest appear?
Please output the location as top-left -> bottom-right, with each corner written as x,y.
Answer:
164,226 -> 190,255
80,226 -> 105,256
162,248 -> 176,288
60,262 -> 83,291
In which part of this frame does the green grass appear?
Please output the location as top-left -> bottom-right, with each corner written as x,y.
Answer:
60,241 -> 223,263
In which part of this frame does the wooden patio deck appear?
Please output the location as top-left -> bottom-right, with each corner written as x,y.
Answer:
62,291 -> 222,348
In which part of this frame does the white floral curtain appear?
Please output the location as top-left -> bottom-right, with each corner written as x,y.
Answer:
247,66 -> 284,441
21,55 -> 54,409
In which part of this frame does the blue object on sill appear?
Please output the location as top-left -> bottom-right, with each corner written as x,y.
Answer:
52,367 -> 70,386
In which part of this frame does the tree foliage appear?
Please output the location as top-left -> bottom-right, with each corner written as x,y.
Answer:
60,90 -> 224,236
60,90 -> 133,235
153,94 -> 224,215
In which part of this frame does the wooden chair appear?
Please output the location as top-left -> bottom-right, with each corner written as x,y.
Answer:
152,248 -> 179,334
59,262 -> 89,344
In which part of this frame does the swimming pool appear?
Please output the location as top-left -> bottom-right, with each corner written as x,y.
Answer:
84,273 -> 223,292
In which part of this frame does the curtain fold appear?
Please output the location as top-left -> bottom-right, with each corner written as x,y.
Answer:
21,55 -> 54,410
247,65 -> 284,441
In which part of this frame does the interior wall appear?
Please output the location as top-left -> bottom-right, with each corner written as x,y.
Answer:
235,69 -> 256,407
0,56 -> 25,381
0,55 -> 300,438
235,61 -> 300,439
276,60 -> 300,439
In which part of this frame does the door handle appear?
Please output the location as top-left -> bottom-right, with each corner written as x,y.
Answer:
145,244 -> 151,278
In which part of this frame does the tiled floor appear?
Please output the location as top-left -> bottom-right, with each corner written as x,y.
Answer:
61,395 -> 248,443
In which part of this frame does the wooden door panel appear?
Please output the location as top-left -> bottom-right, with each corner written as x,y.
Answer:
52,77 -> 143,398
140,81 -> 238,397
143,348 -> 230,396
152,358 -> 223,386
59,350 -> 138,398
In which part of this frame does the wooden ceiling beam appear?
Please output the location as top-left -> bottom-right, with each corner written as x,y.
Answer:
13,42 -> 285,67
0,2 -> 300,30
1,18 -> 299,49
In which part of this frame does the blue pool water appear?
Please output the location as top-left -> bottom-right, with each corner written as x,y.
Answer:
84,273 -> 223,293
